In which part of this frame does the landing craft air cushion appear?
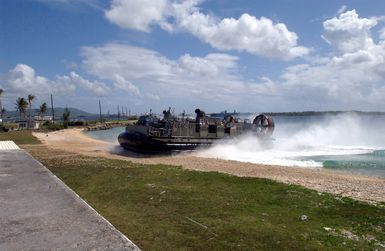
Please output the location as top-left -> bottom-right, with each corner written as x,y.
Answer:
118,108 -> 274,153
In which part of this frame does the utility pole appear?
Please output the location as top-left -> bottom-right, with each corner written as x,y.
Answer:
99,100 -> 102,123
50,94 -> 55,122
117,105 -> 120,121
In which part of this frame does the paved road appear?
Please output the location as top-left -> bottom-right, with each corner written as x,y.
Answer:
0,149 -> 139,250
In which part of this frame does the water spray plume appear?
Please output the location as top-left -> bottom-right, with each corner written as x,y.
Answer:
196,114 -> 385,168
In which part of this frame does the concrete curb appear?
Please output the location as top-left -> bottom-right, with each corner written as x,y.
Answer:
23,149 -> 140,250
0,149 -> 140,250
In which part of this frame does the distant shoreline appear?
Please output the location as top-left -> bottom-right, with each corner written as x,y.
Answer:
3,107 -> 385,122
264,110 -> 385,116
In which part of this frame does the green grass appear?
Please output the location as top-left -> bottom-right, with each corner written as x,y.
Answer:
25,146 -> 385,250
0,130 -> 41,145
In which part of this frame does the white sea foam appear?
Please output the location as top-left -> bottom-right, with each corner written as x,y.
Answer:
196,113 -> 385,168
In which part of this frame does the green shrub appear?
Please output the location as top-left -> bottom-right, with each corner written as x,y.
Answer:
42,121 -> 64,131
2,122 -> 18,131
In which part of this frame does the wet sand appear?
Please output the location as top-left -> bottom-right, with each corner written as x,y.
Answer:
33,128 -> 385,203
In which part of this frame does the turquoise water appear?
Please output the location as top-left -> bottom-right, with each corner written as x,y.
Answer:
305,150 -> 385,177
85,114 -> 385,178
85,126 -> 124,143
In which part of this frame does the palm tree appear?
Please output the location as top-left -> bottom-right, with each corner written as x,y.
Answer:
39,102 -> 47,117
15,97 -> 28,121
27,94 -> 35,128
28,94 -> 35,109
0,108 -> 5,126
62,107 -> 70,128
0,89 -> 3,124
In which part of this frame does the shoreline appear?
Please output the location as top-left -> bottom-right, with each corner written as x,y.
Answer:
33,128 -> 385,203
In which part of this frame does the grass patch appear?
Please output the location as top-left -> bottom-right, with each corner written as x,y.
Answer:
25,146 -> 385,250
0,130 -> 41,145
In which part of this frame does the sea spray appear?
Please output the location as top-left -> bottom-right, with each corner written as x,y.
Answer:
196,113 -> 385,168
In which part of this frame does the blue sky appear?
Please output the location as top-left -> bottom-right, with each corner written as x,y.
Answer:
1,0 -> 385,114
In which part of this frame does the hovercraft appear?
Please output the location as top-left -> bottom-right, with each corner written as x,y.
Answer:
118,108 -> 274,153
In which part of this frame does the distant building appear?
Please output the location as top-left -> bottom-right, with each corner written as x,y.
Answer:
17,115 -> 52,130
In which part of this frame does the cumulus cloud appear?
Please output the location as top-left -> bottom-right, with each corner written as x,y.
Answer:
9,8 -> 382,112
276,10 -> 385,110
80,43 -> 275,109
105,0 -> 170,32
0,64 -> 135,100
2,64 -> 76,96
113,74 -> 140,95
56,72 -> 111,96
322,10 -> 377,53
178,53 -> 238,76
87,9 -> 385,111
81,43 -> 176,84
105,0 -> 309,60
177,12 -> 309,60
81,43 -> 229,81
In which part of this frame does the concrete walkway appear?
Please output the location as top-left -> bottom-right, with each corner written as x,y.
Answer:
0,148 -> 139,250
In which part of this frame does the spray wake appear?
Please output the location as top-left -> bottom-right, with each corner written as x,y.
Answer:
196,114 -> 385,168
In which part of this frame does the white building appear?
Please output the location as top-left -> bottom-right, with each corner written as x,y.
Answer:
17,115 -> 53,130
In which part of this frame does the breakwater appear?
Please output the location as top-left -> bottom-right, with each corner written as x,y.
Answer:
85,122 -> 128,131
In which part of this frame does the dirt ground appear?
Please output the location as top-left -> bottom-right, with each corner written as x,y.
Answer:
33,128 -> 385,203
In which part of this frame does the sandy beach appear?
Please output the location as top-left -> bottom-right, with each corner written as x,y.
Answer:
33,128 -> 385,203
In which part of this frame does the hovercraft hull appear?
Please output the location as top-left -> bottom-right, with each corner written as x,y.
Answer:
118,131 -> 213,153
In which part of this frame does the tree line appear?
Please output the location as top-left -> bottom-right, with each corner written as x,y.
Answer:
0,89 -> 49,121
0,89 -> 73,129
14,94 -> 48,120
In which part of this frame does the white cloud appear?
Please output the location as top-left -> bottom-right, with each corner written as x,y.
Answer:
380,27 -> 385,40
113,74 -> 140,95
80,43 -> 271,108
56,72 -> 111,96
0,63 -> 147,112
8,8 -> 382,112
322,10 -> 377,53
81,43 -> 176,80
146,93 -> 161,100
178,53 -> 238,76
275,10 -> 385,110
337,5 -> 347,15
2,64 -> 76,97
105,0 -> 170,32
177,12 -> 309,60
0,64 -> 131,100
81,9 -> 385,113
105,0 -> 309,60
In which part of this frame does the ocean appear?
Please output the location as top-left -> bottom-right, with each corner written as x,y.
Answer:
85,113 -> 385,178
86,126 -> 123,143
